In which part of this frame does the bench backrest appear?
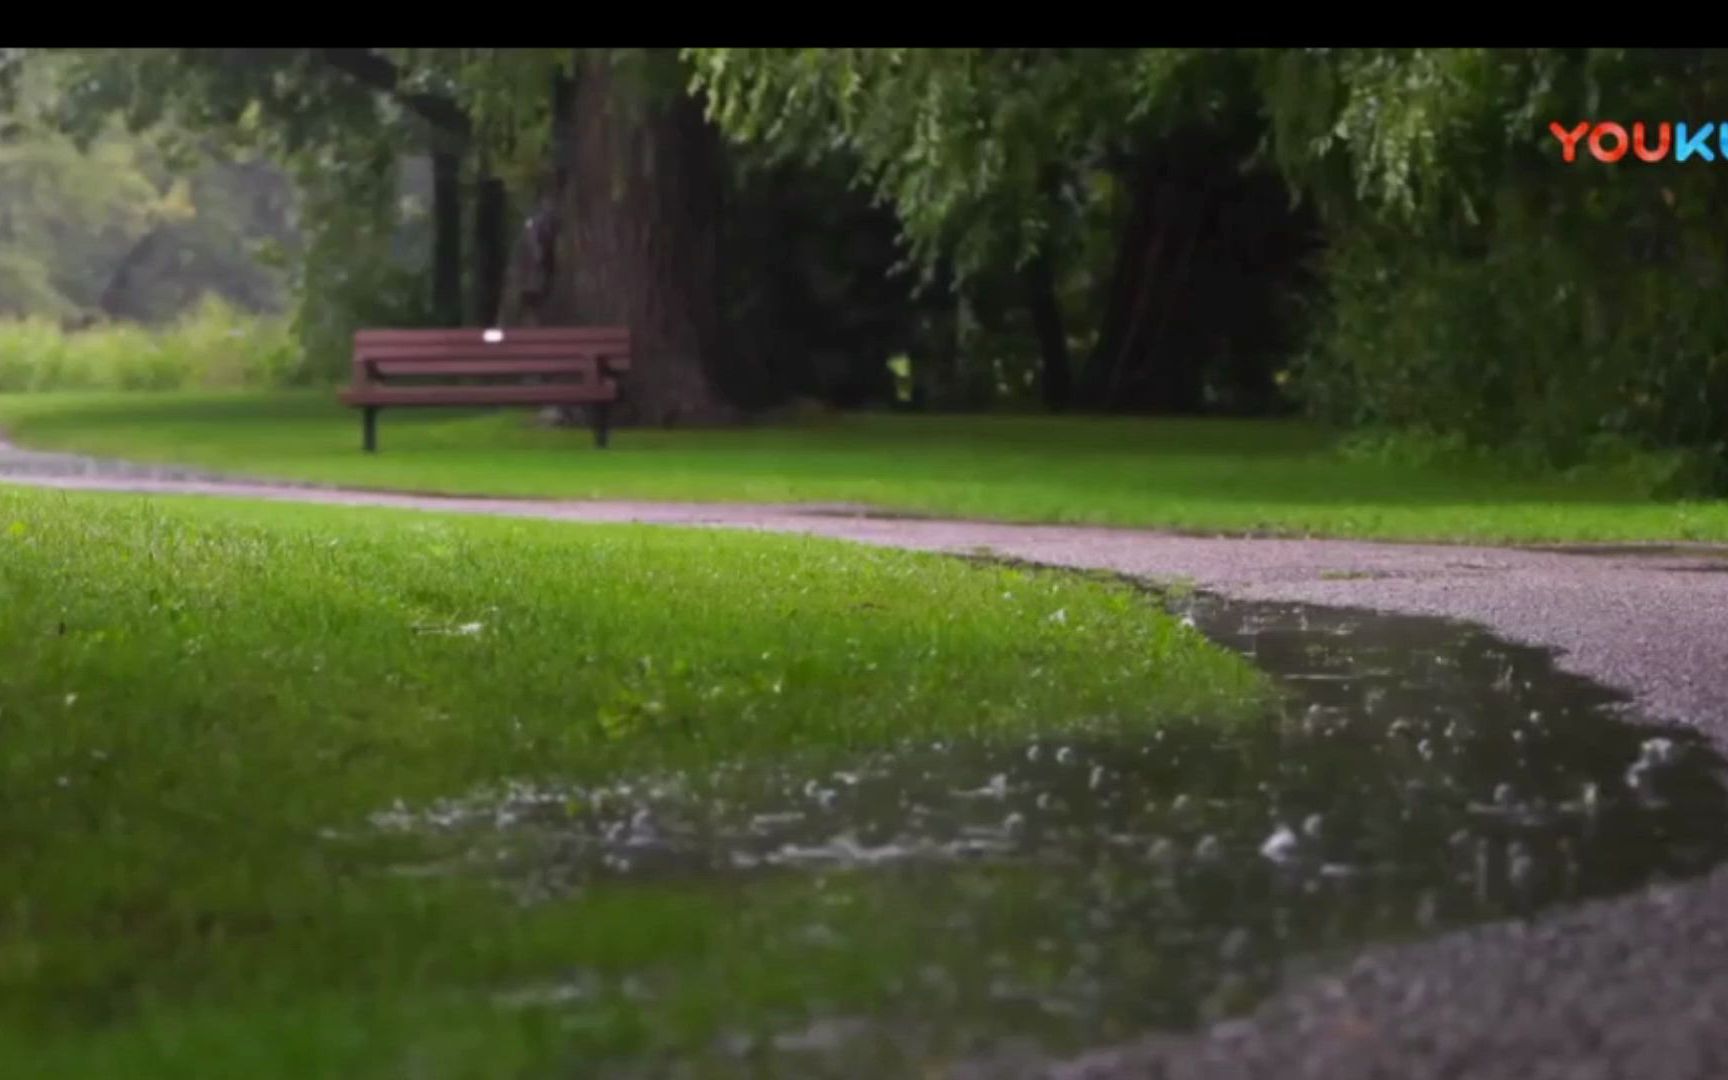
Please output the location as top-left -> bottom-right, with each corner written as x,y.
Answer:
351,327 -> 631,383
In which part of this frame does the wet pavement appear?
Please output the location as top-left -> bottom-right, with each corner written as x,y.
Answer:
0,441 -> 260,484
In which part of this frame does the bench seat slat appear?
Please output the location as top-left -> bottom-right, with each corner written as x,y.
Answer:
341,383 -> 616,407
358,345 -> 626,365
367,359 -> 602,378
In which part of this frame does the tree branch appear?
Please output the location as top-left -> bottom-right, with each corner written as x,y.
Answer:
314,48 -> 470,141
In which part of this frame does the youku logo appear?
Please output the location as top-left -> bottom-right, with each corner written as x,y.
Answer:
1549,121 -> 1728,163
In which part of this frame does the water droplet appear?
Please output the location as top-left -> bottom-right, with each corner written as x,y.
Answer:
1416,890 -> 1439,928
1625,760 -> 1653,794
1219,927 -> 1252,962
1640,737 -> 1677,766
1260,826 -> 1299,863
1508,842 -> 1536,892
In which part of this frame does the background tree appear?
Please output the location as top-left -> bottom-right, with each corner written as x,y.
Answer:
687,48 -> 1320,415
8,46 -> 1723,485
0,54 -> 289,323
1262,48 -> 1728,485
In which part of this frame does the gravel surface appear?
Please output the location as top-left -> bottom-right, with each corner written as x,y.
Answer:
5,442 -> 1728,1079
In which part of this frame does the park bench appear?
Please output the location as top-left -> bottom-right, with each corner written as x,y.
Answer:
339,326 -> 630,452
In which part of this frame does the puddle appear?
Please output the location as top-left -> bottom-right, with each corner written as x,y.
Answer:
358,589 -> 1728,1073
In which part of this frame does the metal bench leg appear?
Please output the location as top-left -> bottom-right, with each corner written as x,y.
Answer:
592,403 -> 611,449
363,407 -> 379,453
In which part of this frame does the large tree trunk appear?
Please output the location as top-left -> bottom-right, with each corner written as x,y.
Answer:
907,260 -> 961,410
1080,114 -> 1320,416
1133,181 -> 1212,414
1078,143 -> 1214,414
546,50 -> 739,427
471,170 -> 507,324
98,228 -> 170,319
497,69 -> 574,331
1024,246 -> 1072,412
1077,155 -> 1159,410
431,149 -> 463,326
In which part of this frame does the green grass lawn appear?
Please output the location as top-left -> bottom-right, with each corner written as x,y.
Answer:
0,485 -> 1266,1077
3,390 -> 1727,544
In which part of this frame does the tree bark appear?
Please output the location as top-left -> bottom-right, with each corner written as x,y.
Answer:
547,50 -> 740,426
1080,144 -> 1214,415
471,171 -> 506,324
906,259 -> 961,410
1078,155 -> 1160,409
431,149 -> 463,327
499,67 -> 576,331
98,228 -> 170,320
1133,185 -> 1212,414
1024,246 -> 1072,412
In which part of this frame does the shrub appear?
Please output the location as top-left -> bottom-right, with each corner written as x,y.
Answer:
1295,219 -> 1728,495
0,295 -> 299,393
